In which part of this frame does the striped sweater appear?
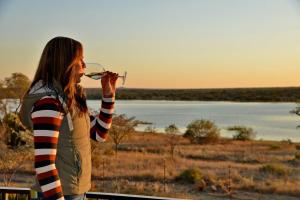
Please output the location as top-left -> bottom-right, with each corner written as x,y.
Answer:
32,96 -> 114,200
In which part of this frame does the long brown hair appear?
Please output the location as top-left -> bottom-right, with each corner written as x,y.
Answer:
30,36 -> 87,114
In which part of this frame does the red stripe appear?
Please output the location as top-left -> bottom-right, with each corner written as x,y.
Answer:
37,169 -> 58,179
34,97 -> 60,107
96,128 -> 108,140
32,117 -> 62,126
35,155 -> 56,162
98,114 -> 112,124
43,185 -> 62,198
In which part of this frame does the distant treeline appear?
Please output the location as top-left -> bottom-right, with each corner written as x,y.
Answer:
86,87 -> 300,102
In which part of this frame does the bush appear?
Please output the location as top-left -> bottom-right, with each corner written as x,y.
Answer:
176,168 -> 203,184
144,125 -> 157,133
269,143 -> 281,150
259,163 -> 290,177
184,119 -> 220,144
3,112 -> 27,148
295,151 -> 300,160
227,126 -> 256,141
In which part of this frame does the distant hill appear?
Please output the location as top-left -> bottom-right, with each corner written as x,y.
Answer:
85,87 -> 300,102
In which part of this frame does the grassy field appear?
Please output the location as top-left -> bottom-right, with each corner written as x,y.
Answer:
1,132 -> 300,200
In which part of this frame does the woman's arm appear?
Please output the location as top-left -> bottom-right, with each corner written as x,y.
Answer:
90,72 -> 118,142
90,96 -> 114,141
31,96 -> 64,200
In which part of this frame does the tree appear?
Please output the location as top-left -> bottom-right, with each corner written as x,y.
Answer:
184,119 -> 220,144
4,73 -> 31,112
227,126 -> 256,141
165,124 -> 181,160
144,125 -> 157,133
109,114 -> 137,155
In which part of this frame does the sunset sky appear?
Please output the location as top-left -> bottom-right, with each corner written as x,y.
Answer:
0,0 -> 299,89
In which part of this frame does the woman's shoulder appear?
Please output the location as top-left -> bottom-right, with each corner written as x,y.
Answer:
32,95 -> 64,113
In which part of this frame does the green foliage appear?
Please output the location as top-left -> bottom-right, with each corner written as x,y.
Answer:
3,112 -> 27,148
144,125 -> 157,133
176,168 -> 203,184
295,151 -> 300,160
184,119 -> 220,144
3,73 -> 31,99
259,163 -> 290,177
227,126 -> 256,141
269,143 -> 281,150
165,124 -> 180,134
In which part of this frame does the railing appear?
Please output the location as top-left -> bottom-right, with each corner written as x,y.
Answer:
0,187 -> 184,200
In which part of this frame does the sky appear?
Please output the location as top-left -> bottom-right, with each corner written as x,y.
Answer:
0,0 -> 299,89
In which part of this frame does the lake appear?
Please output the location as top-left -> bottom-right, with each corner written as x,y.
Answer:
88,100 -> 300,142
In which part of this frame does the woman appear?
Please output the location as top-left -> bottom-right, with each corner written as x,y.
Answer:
19,36 -> 118,200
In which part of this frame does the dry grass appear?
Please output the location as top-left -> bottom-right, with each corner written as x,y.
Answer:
1,131 -> 300,199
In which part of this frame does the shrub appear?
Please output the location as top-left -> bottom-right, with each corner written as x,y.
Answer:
184,119 -> 220,144
259,163 -> 290,177
295,151 -> 300,160
269,144 -> 281,150
227,126 -> 256,141
144,125 -> 157,133
176,168 -> 203,184
3,112 -> 27,148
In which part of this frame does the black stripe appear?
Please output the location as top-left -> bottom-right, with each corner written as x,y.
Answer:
32,103 -> 61,113
91,132 -> 97,141
33,123 -> 60,131
89,115 -> 95,121
100,111 -> 112,119
35,160 -> 54,168
95,122 -> 108,133
34,142 -> 57,149
38,174 -> 59,186
102,100 -> 114,106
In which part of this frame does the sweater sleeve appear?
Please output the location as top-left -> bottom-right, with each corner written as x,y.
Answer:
31,96 -> 64,200
90,96 -> 115,142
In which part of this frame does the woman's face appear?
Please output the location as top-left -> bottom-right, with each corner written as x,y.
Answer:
75,55 -> 86,83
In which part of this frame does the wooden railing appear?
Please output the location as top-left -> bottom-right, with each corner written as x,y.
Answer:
0,187 -> 184,200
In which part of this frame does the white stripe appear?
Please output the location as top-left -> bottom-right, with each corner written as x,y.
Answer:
102,97 -> 115,103
41,180 -> 61,192
36,164 -> 56,174
32,110 -> 63,119
96,133 -> 106,142
34,130 -> 59,137
96,118 -> 111,129
90,118 -> 96,127
57,197 -> 64,200
40,96 -> 56,100
100,108 -> 114,114
35,149 -> 57,156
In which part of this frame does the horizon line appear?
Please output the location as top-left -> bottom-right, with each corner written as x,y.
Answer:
85,86 -> 300,90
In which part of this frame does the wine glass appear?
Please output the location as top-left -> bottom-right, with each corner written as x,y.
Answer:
84,62 -> 127,85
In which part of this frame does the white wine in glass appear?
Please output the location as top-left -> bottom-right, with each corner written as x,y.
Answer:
84,63 -> 127,85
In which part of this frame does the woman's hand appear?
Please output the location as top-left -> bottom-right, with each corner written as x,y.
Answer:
101,71 -> 118,97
